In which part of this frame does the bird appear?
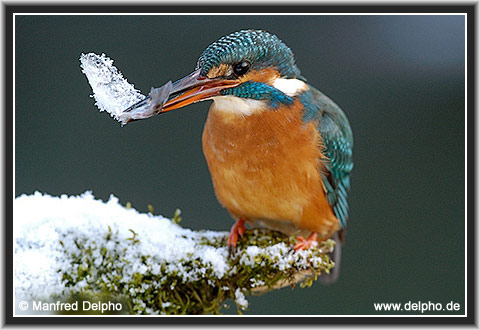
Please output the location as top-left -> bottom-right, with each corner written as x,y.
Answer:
133,30 -> 353,280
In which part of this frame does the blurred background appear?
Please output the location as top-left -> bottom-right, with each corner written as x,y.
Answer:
15,14 -> 465,315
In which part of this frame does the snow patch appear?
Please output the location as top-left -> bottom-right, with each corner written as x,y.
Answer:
14,191 -> 227,302
235,288 -> 248,310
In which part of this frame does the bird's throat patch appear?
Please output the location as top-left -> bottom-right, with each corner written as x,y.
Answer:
211,96 -> 268,118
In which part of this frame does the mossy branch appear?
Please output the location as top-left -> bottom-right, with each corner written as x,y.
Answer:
60,227 -> 334,315
14,192 -> 336,315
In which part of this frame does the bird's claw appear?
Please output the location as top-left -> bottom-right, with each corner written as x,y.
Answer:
293,232 -> 318,251
227,218 -> 246,253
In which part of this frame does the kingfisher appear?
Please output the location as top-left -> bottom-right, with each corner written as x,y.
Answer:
133,30 -> 353,277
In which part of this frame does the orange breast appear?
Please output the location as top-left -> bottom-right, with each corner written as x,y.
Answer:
202,100 -> 339,238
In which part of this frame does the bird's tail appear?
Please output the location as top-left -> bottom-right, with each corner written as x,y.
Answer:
318,231 -> 343,285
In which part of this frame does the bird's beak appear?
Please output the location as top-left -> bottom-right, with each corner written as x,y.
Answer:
160,69 -> 240,113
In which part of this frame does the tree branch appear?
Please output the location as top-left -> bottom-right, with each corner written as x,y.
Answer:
14,192 -> 335,315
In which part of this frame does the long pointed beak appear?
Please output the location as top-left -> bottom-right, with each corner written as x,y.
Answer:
121,69 -> 240,124
161,69 -> 240,113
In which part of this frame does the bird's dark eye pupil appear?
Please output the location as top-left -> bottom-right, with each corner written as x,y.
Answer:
233,61 -> 250,76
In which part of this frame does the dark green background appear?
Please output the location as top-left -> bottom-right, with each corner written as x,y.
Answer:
15,15 -> 465,315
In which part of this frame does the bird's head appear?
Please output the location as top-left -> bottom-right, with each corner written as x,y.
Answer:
161,29 -> 308,115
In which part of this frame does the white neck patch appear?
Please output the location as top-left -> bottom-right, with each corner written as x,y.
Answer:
272,78 -> 308,96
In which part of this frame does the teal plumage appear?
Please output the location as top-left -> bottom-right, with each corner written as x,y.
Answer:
221,81 -> 294,108
300,87 -> 354,229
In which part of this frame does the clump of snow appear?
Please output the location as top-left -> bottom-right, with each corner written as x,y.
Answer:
80,53 -> 145,124
234,288 -> 248,310
80,53 -> 172,126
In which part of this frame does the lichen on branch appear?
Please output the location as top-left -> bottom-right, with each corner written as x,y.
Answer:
14,192 -> 335,315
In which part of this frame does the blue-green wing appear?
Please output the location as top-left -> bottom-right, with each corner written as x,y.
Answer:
301,86 -> 354,229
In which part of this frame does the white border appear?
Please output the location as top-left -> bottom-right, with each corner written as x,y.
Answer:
15,12 -> 468,15
11,12 -> 469,319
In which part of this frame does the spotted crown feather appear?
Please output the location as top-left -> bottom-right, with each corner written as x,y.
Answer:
196,29 -> 301,79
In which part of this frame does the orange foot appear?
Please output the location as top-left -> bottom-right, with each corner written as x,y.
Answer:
227,218 -> 246,249
294,232 -> 318,251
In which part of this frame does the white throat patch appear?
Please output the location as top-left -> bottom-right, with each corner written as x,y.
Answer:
211,96 -> 267,116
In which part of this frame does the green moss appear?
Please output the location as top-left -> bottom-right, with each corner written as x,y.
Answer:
58,211 -> 335,315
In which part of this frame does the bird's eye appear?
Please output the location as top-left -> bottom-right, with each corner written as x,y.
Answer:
233,61 -> 251,76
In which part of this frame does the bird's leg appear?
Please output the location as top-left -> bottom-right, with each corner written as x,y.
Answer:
294,232 -> 318,251
227,218 -> 246,249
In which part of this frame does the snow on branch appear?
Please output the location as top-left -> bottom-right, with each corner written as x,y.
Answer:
14,192 -> 335,315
